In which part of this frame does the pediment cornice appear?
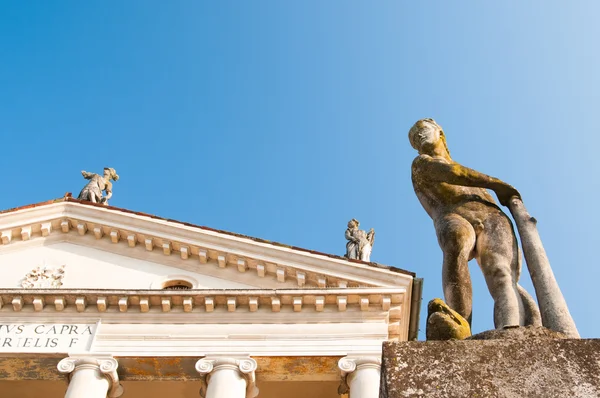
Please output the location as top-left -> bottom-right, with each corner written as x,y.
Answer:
0,200 -> 414,291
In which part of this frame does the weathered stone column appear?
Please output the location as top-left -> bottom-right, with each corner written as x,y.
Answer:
508,196 -> 579,338
338,356 -> 382,398
195,356 -> 258,398
57,355 -> 123,398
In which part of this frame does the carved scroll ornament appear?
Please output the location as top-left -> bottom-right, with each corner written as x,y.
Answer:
21,265 -> 65,288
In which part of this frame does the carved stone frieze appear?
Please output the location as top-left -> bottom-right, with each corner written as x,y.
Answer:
21,265 -> 65,288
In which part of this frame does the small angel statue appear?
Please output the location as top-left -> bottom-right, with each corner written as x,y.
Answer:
77,167 -> 119,205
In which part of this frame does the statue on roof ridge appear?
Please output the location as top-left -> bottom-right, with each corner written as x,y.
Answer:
345,219 -> 375,262
78,167 -> 119,206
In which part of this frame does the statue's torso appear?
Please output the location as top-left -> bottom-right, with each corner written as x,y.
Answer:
412,159 -> 503,225
85,175 -> 107,191
354,229 -> 367,240
80,175 -> 109,201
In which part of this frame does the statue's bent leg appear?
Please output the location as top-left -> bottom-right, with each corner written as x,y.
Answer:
78,188 -> 98,203
517,284 -> 542,326
436,215 -> 476,325
476,216 -> 524,328
77,189 -> 89,201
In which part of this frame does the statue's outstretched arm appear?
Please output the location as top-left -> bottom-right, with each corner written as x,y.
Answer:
81,171 -> 95,179
413,155 -> 520,206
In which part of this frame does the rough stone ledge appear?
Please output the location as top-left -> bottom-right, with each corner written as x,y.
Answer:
467,325 -> 568,340
381,336 -> 600,398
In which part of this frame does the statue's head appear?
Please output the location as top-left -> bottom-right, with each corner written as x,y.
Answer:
408,118 -> 450,156
347,219 -> 359,229
104,167 -> 119,181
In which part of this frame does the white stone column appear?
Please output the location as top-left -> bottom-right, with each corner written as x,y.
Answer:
57,355 -> 123,398
338,355 -> 382,398
195,356 -> 258,398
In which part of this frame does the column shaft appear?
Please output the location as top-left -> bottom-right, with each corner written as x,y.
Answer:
347,365 -> 380,398
58,355 -> 122,398
338,356 -> 382,398
64,366 -> 111,398
196,356 -> 258,398
205,365 -> 247,398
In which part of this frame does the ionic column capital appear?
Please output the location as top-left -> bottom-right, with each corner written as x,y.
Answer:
195,356 -> 258,398
338,355 -> 382,395
338,355 -> 382,375
58,354 -> 123,398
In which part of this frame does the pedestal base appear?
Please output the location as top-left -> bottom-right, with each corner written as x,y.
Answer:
381,330 -> 600,397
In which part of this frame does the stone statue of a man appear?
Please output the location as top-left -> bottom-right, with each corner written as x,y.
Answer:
345,219 -> 375,262
409,119 -> 540,328
78,167 -> 119,206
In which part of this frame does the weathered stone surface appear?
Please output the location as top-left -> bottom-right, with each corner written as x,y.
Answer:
426,298 -> 471,341
468,325 -> 567,341
381,338 -> 600,398
0,355 -> 341,382
508,197 -> 579,337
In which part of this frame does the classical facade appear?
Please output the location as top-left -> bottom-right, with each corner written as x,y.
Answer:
0,196 -> 420,398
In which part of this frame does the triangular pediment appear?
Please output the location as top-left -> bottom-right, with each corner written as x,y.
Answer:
0,199 -> 414,291
0,198 -> 418,341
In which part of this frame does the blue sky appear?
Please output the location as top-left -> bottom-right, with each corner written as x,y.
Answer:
1,2 -> 598,338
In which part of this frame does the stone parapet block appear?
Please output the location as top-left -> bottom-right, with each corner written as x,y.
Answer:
381,336 -> 600,398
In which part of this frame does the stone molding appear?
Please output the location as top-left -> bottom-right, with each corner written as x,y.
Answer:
57,354 -> 123,398
0,288 -> 406,340
338,355 -> 382,394
196,356 -> 259,398
0,288 -> 403,315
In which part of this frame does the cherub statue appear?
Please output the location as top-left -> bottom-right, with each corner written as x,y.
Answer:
78,167 -> 119,205
409,118 -> 540,329
345,219 -> 375,262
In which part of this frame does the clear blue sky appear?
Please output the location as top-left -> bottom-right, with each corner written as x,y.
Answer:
1,2 -> 598,338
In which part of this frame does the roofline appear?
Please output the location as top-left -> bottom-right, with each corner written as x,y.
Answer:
0,195 -> 416,277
